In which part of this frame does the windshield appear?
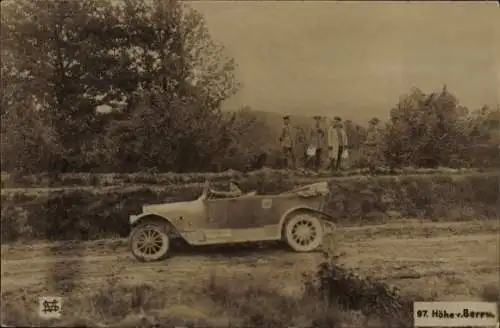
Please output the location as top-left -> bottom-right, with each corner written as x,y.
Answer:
200,181 -> 256,200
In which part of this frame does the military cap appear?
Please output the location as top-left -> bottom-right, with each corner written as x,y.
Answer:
283,114 -> 290,119
369,117 -> 380,125
333,116 -> 342,121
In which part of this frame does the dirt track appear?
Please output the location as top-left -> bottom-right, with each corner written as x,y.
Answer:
1,219 -> 499,301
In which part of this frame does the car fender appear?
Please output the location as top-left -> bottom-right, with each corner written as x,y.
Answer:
278,206 -> 336,236
130,212 -> 173,226
130,212 -> 202,242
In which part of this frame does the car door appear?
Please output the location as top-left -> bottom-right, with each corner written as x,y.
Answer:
225,196 -> 280,229
205,198 -> 229,229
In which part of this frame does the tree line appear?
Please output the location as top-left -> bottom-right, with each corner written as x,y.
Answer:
1,0 -> 499,174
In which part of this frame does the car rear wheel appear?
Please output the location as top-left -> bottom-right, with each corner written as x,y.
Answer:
130,221 -> 170,262
284,212 -> 324,252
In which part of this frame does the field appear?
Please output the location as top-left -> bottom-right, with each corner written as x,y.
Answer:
3,0 -> 500,325
0,167 -> 491,188
1,169 -> 499,326
2,170 -> 499,244
1,219 -> 499,327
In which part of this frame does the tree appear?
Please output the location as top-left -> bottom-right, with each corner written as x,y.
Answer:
0,46 -> 63,173
1,0 -> 240,173
0,96 -> 63,174
463,105 -> 500,167
384,86 -> 470,168
105,85 -> 236,173
1,0 -> 124,153
109,0 -> 240,110
343,120 -> 367,168
101,0 -> 240,172
216,106 -> 277,171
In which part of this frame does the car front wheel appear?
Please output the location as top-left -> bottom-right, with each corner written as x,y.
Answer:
284,212 -> 324,252
130,221 -> 170,262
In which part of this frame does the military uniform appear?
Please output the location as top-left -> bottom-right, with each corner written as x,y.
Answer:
309,117 -> 325,170
327,117 -> 349,170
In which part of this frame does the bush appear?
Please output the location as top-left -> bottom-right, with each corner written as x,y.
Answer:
324,172 -> 499,222
304,253 -> 413,327
1,172 -> 499,243
1,250 -> 420,327
0,167 -> 489,188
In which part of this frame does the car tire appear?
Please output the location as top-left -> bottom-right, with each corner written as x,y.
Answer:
130,221 -> 171,262
284,212 -> 324,252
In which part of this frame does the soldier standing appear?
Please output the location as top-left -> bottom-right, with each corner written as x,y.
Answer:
309,115 -> 325,171
327,116 -> 349,171
279,114 -> 295,169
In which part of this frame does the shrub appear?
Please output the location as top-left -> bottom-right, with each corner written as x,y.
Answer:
1,250 -> 422,327
0,167 -> 489,188
1,172 -> 498,243
303,253 -> 413,327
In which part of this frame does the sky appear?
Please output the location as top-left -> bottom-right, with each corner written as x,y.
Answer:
189,1 -> 500,122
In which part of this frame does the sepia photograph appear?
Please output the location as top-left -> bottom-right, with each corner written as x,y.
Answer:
1,0 -> 499,327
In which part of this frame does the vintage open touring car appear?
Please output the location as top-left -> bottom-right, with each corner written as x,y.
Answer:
128,181 -> 336,262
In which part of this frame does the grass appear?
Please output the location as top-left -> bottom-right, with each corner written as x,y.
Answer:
0,167 -> 491,188
2,253 -> 498,328
0,254 -> 414,328
1,171 -> 499,244
1,220 -> 498,327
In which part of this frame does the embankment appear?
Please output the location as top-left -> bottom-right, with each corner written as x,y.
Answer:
1,171 -> 499,244
0,167 -> 490,188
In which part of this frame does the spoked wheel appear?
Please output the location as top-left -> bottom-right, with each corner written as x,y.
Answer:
284,213 -> 324,252
130,222 -> 170,262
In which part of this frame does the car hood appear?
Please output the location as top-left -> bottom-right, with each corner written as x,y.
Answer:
142,199 -> 202,214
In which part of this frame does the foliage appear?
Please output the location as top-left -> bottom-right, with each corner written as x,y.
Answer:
303,253 -> 413,327
1,0 -> 123,156
384,86 -> 499,168
215,106 -> 277,171
0,98 -> 63,174
0,0 -> 498,173
0,249 -> 440,327
103,86 -> 232,173
1,0 -> 239,173
0,167 -> 488,188
1,171 -> 498,244
463,105 -> 500,167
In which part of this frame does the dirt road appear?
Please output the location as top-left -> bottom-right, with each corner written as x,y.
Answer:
2,219 -> 499,302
